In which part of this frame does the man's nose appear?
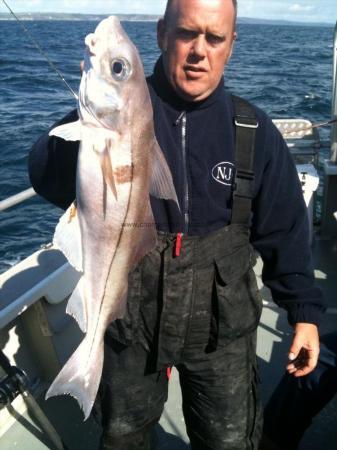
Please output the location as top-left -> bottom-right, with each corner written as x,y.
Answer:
191,35 -> 207,58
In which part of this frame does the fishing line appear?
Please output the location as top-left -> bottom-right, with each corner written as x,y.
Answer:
2,0 -> 78,100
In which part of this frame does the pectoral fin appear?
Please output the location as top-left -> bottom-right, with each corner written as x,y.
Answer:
150,140 -> 180,209
49,120 -> 82,141
95,140 -> 118,201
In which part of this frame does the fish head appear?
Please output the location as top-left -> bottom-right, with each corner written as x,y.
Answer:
78,16 -> 147,130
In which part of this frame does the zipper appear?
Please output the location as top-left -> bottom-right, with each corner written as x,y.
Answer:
175,111 -> 189,234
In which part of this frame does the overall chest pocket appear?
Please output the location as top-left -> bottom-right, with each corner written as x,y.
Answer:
214,246 -> 262,344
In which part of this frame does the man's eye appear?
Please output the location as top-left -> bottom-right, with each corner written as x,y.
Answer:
176,29 -> 198,41
206,34 -> 225,45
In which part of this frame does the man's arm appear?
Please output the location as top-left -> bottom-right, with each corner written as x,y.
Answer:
251,113 -> 325,376
28,109 -> 80,210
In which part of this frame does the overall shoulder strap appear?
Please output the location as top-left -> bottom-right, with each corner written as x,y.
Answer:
231,95 -> 259,225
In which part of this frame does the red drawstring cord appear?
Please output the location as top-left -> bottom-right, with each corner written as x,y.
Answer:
175,232 -> 183,257
166,367 -> 172,380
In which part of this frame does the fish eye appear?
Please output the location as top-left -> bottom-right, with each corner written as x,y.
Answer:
111,58 -> 131,81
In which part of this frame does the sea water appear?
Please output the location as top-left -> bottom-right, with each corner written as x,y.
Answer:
0,20 -> 334,273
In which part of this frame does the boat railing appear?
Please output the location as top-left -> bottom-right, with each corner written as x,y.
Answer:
0,187 -> 36,212
331,20 -> 337,162
321,21 -> 337,237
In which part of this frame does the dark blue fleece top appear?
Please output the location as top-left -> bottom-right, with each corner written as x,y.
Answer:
28,57 -> 325,326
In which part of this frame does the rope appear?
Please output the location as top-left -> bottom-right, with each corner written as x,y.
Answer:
281,118 -> 337,136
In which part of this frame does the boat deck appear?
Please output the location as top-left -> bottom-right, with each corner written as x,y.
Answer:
1,233 -> 337,450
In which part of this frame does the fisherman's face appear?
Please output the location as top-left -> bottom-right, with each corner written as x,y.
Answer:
158,0 -> 236,102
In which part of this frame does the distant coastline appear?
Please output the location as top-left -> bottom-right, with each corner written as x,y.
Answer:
0,13 -> 160,22
0,12 -> 333,27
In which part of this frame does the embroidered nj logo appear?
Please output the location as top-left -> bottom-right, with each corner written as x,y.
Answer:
211,162 -> 235,186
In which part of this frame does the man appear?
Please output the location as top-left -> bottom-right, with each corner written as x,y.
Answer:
29,0 -> 325,449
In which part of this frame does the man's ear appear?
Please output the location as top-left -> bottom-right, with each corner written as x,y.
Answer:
228,31 -> 237,60
157,18 -> 168,51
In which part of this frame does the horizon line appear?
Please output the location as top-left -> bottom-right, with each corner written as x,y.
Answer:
0,11 -> 335,26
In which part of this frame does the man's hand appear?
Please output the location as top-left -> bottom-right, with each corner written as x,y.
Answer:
287,323 -> 320,377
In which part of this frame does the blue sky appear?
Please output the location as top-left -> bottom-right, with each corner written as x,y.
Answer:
1,0 -> 336,24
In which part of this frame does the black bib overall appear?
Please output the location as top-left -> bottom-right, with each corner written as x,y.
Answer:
95,97 -> 264,450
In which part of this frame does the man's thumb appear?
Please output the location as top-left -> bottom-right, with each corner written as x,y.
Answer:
288,339 -> 301,360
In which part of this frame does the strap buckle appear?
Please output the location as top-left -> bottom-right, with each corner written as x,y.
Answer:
236,169 -> 255,181
234,116 -> 259,129
233,170 -> 255,198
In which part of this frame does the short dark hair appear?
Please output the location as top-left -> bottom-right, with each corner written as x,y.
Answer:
163,0 -> 238,27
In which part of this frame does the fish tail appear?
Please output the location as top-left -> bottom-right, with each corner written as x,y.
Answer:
45,336 -> 103,421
